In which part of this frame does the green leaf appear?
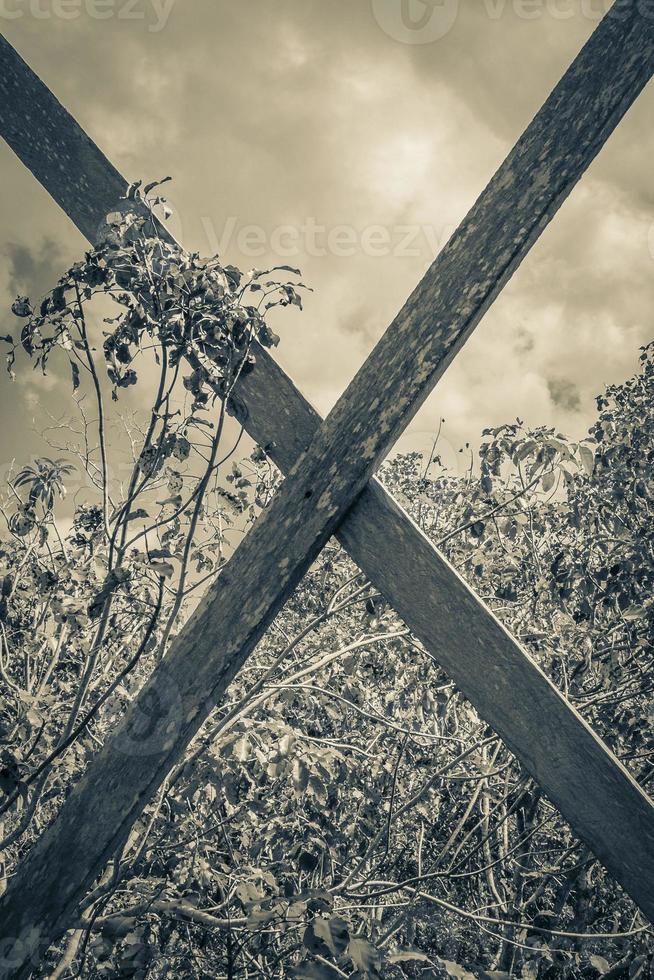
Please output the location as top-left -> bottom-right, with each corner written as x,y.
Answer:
50,285 -> 67,312
11,296 -> 32,318
173,437 -> 191,461
292,758 -> 309,792
348,937 -> 381,976
388,950 -> 433,965
279,732 -> 295,756
470,520 -> 485,539
100,915 -> 137,938
308,775 -> 328,806
298,850 -> 320,873
579,444 -> 595,476
542,470 -> 555,493
150,561 -> 175,579
126,508 -> 149,522
272,264 -> 302,276
623,605 -> 648,621
312,916 -> 349,957
143,176 -> 172,196
233,735 -> 250,763
246,907 -> 279,929
437,959 -> 477,980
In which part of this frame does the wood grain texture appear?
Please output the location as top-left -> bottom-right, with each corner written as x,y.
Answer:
0,34 -> 125,242
1,7 -> 654,972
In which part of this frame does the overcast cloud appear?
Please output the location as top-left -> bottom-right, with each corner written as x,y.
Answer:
1,0 -> 653,478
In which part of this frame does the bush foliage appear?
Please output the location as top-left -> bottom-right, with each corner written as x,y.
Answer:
0,188 -> 652,978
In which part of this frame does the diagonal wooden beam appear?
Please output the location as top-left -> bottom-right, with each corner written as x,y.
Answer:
1,6 -> 654,970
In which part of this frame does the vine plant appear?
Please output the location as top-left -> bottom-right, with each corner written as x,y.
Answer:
0,178 -> 307,863
0,183 -> 653,978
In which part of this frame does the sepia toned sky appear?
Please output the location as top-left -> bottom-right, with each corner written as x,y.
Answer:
1,0 -> 653,481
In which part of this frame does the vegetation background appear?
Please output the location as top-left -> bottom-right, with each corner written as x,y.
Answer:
0,191 -> 652,978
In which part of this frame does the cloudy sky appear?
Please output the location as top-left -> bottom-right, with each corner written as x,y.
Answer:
1,0 -> 653,482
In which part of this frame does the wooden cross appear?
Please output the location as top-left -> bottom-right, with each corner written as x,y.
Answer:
1,3 -> 653,971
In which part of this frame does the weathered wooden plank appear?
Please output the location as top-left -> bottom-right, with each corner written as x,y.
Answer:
1,7 -> 654,972
0,34 -> 125,243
